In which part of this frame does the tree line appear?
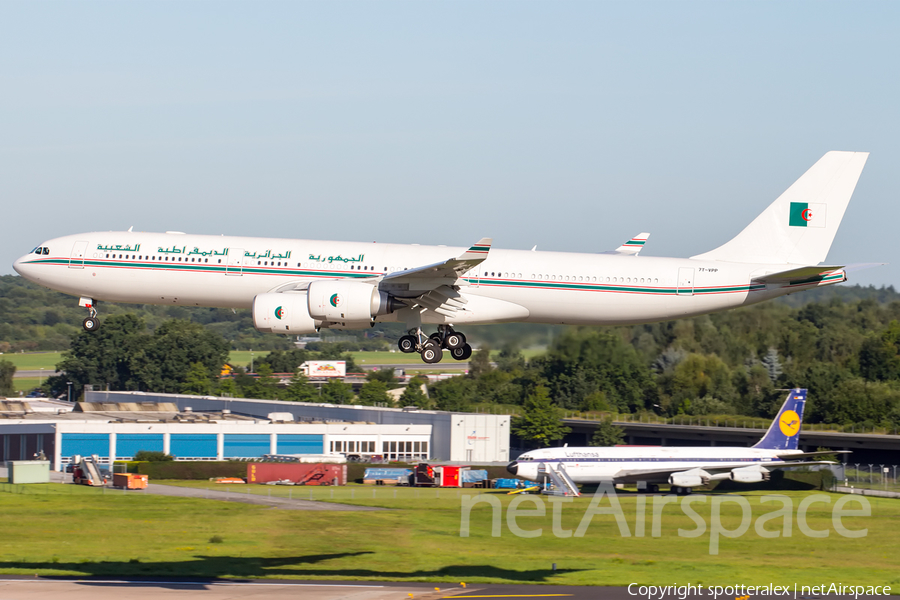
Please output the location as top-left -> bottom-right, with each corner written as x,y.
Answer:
15,281 -> 900,433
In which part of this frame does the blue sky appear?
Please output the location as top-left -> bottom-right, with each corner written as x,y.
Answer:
2,1 -> 898,287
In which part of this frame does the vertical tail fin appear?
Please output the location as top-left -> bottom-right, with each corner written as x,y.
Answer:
691,152 -> 868,265
753,388 -> 806,451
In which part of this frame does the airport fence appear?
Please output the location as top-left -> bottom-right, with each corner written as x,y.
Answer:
834,464 -> 900,492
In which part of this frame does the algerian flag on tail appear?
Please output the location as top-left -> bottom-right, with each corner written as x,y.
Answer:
789,202 -> 827,228
691,151 -> 868,265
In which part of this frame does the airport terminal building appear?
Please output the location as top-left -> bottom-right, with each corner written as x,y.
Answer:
0,393 -> 510,470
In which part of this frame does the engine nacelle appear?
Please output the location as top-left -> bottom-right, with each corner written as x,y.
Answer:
307,280 -> 402,323
668,468 -> 710,488
252,292 -> 319,334
730,465 -> 770,483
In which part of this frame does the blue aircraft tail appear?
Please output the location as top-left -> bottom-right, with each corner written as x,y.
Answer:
752,388 -> 806,451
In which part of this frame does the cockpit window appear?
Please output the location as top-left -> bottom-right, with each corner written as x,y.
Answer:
33,247 -> 49,255
42,247 -> 49,255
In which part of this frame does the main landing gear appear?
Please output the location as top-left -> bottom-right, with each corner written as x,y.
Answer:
397,324 -> 473,364
80,297 -> 100,332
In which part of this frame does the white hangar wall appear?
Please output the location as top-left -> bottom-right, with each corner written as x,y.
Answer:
85,391 -> 511,462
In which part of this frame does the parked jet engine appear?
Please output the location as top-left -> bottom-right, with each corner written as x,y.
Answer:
668,468 -> 710,488
729,465 -> 770,483
307,280 -> 404,323
252,292 -> 319,334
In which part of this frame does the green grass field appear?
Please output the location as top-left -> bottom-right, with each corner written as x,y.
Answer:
228,348 -> 545,370
3,347 -> 544,372
0,482 -> 897,587
13,377 -> 40,393
0,352 -> 63,371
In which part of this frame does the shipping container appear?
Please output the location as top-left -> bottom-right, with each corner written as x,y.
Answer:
247,462 -> 346,485
440,465 -> 462,487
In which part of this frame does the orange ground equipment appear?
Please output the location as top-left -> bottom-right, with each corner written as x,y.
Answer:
113,473 -> 149,490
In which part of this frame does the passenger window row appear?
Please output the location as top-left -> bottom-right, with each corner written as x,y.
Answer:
481,271 -> 660,285
102,254 -> 215,264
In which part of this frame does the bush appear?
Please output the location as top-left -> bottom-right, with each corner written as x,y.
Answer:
132,461 -> 247,480
132,450 -> 174,462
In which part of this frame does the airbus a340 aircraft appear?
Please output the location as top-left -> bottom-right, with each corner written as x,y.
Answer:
507,388 -> 843,495
14,151 -> 869,363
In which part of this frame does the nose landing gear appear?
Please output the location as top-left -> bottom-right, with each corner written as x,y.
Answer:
396,325 -> 473,363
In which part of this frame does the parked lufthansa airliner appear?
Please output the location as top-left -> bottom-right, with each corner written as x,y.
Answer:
507,388 -> 842,495
13,152 -> 870,363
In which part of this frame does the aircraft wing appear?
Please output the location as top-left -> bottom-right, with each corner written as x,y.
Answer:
604,233 -> 650,256
611,460 -> 836,484
379,237 -> 491,296
374,238 -> 492,318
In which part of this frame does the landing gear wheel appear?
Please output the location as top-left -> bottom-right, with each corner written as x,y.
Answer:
421,340 -> 443,364
398,335 -> 417,353
429,332 -> 443,345
82,317 -> 100,332
444,331 -> 465,349
450,343 -> 473,361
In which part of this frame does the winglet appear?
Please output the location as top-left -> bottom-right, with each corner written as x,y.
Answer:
611,233 -> 650,256
458,238 -> 492,261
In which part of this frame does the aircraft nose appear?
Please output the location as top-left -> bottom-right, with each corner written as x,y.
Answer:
13,255 -> 26,274
13,254 -> 36,280
506,461 -> 518,475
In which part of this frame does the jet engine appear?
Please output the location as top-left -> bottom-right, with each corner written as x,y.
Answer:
668,468 -> 710,488
729,465 -> 770,483
252,292 -> 319,334
307,280 -> 404,323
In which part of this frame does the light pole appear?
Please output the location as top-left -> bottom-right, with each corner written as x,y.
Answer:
868,464 -> 874,484
39,367 -> 44,390
250,350 -> 254,374
67,381 -> 73,403
854,463 -> 860,484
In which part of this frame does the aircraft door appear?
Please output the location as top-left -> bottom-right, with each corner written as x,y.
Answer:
69,241 -> 88,269
677,267 -> 694,296
226,248 -> 244,275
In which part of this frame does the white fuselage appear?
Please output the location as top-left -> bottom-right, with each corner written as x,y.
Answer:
513,446 -> 802,484
12,231 -> 844,328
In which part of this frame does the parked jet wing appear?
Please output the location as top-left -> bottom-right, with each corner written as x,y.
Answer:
611,460 -> 837,484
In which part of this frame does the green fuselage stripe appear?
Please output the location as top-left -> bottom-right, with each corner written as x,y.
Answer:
25,257 -> 824,296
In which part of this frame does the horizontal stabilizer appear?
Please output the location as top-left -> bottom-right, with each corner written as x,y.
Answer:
843,262 -> 888,274
775,450 -> 851,460
752,266 -> 845,284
